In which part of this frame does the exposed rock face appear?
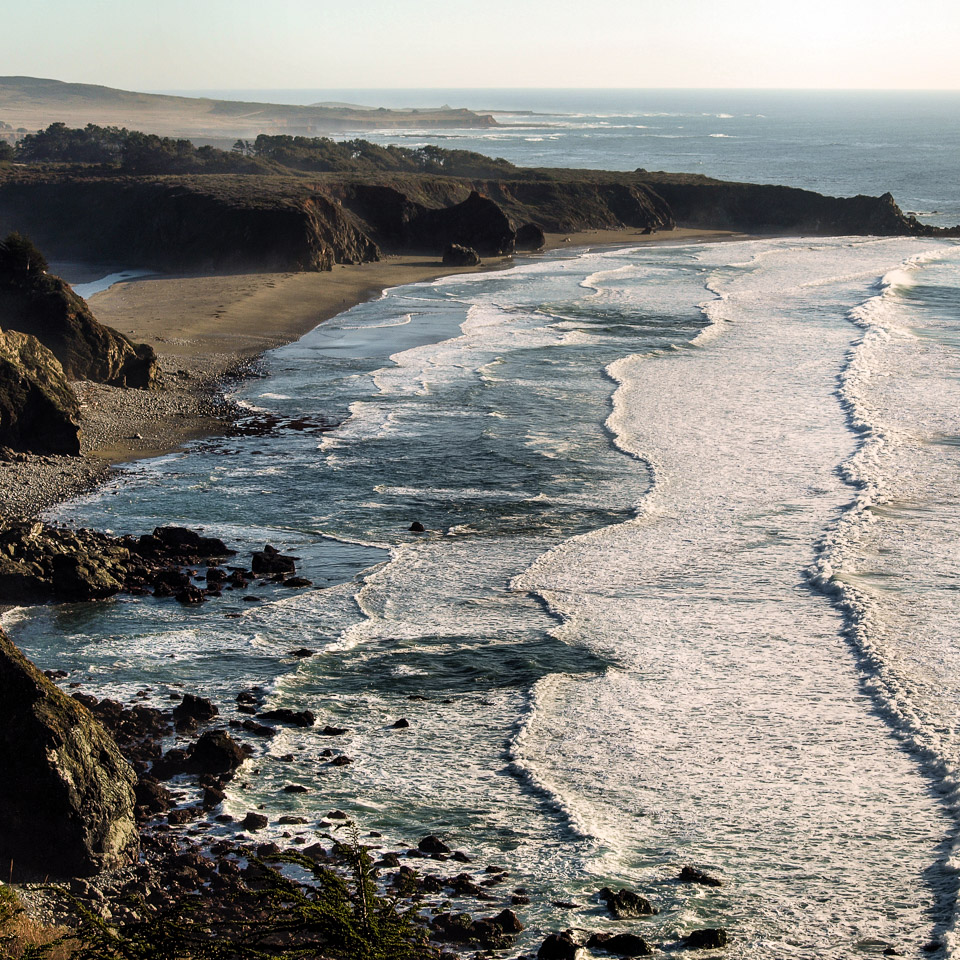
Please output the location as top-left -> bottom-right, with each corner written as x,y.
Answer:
0,268 -> 157,387
0,178 -> 381,273
409,190 -> 515,256
0,627 -> 138,878
443,243 -> 481,266
1,168 -> 954,282
0,327 -> 81,454
639,174 -> 932,236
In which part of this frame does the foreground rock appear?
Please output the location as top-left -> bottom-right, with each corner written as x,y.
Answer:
0,327 -> 81,454
0,519 -> 234,604
0,627 -> 138,878
0,233 -> 158,388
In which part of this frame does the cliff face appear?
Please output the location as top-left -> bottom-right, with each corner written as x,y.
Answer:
0,169 -> 951,280
0,328 -> 81,455
0,626 -> 138,879
0,178 -> 379,272
636,173 -> 930,235
0,270 -> 158,387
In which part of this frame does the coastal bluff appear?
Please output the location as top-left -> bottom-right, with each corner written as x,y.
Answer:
0,166 -> 948,276
0,626 -> 138,879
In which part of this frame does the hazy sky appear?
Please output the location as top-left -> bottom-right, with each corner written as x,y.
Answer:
5,0 -> 960,91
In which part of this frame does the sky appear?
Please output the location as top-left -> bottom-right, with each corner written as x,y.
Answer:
4,0 -> 960,91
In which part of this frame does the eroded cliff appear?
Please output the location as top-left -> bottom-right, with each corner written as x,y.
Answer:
0,626 -> 138,879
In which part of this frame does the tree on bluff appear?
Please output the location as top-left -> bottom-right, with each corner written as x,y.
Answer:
0,233 -> 48,285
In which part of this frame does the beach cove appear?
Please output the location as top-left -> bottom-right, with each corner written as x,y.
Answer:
4,228 -> 960,957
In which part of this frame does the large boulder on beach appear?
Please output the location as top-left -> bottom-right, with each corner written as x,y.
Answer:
515,222 -> 546,251
0,327 -> 81,455
0,233 -> 158,388
0,627 -> 138,879
442,243 -> 481,267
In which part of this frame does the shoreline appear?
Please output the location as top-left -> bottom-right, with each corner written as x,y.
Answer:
0,227 -> 741,521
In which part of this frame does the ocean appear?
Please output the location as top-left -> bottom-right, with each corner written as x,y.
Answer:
7,91 -> 960,958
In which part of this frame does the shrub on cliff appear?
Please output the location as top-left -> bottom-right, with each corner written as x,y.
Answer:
0,232 -> 48,285
39,836 -> 424,960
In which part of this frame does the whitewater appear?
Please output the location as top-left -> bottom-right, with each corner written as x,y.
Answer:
8,235 -> 960,958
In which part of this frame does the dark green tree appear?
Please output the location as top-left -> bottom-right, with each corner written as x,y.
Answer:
0,232 -> 48,284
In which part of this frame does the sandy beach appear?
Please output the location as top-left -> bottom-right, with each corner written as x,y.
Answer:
0,227 -> 738,519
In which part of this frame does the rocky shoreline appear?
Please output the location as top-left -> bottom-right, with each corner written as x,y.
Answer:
8,637 -> 729,959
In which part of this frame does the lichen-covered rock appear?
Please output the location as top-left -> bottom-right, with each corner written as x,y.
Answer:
0,327 -> 81,454
0,627 -> 138,878
0,248 -> 158,388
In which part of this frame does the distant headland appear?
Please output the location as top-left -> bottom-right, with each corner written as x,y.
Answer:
0,76 -> 499,140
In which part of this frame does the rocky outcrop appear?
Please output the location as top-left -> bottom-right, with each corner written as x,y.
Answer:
443,243 -> 481,266
0,627 -> 138,878
638,172 -> 935,236
0,267 -> 157,387
1,167 -> 955,282
407,190 -> 515,256
515,222 -> 546,250
0,519 -> 234,604
0,328 -> 81,454
0,178 -> 381,273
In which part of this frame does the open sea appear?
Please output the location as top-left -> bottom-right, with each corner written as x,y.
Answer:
6,91 -> 960,957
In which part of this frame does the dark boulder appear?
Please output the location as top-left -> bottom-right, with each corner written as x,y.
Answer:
684,928 -> 728,950
431,908 -> 523,948
251,544 -> 296,575
419,834 -> 451,854
133,778 -> 174,818
409,521 -> 426,533
391,718 -> 410,729
678,865 -> 722,887
598,886 -> 657,918
515,222 -> 546,251
172,694 -> 219,724
175,585 -> 206,605
241,812 -> 268,832
587,933 -> 653,956
0,328 -> 81,455
258,708 -> 315,727
0,628 -> 138,878
187,730 -> 248,775
442,243 -> 481,267
149,526 -> 232,559
50,552 -> 123,600
538,932 -> 583,960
